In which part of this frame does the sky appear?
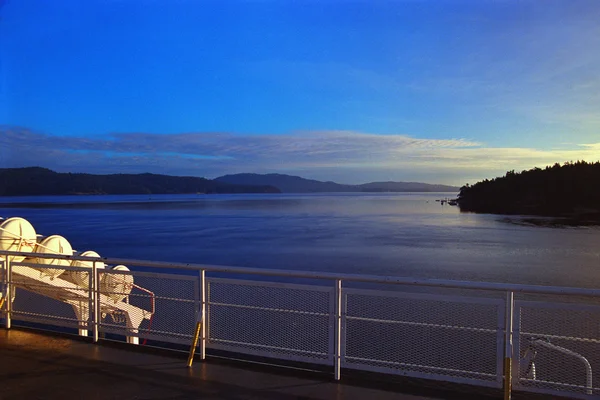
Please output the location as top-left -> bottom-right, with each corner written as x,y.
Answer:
1,0 -> 599,185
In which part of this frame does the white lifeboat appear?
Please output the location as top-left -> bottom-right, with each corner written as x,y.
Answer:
28,235 -> 73,279
65,250 -> 105,288
0,217 -> 37,262
101,265 -> 134,303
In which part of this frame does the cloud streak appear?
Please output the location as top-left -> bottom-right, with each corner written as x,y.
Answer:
1,126 -> 599,185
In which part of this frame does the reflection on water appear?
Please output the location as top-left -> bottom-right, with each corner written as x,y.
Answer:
1,193 -> 599,288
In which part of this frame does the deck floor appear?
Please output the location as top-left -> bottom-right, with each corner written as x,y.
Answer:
0,328 -> 571,400
0,329 -> 443,400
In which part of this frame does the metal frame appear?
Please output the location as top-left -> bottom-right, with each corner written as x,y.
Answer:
505,291 -> 514,400
3,249 -> 600,296
206,277 -> 334,366
199,270 -> 206,359
9,262 -> 91,332
96,269 -> 198,345
342,286 -> 505,387
334,279 -> 342,380
3,249 -> 600,399
5,258 -> 12,329
10,262 -> 153,341
0,259 -> 6,327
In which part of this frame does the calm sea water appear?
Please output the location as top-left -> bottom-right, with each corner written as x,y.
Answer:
1,192 -> 599,288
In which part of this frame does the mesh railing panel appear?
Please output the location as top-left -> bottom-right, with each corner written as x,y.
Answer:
343,288 -> 503,387
10,263 -> 90,330
515,301 -> 600,398
207,278 -> 334,364
99,270 -> 198,345
7,252 -> 600,398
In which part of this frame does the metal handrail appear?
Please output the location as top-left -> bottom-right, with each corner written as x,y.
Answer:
2,249 -> 600,297
2,248 -> 599,399
521,337 -> 593,395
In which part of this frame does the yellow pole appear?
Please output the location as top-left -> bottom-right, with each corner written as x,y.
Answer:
504,357 -> 512,400
187,321 -> 202,367
0,296 -> 5,311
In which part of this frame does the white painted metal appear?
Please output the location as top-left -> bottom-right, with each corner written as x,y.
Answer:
342,286 -> 504,387
206,277 -> 334,365
2,248 -> 600,399
92,261 -> 100,342
0,260 -> 4,321
9,262 -> 152,336
4,249 -> 600,297
513,299 -> 600,399
505,291 -> 514,399
96,269 -> 196,346
199,269 -> 206,360
334,279 -> 342,380
5,258 -> 11,329
534,340 -> 592,394
495,298 -> 506,387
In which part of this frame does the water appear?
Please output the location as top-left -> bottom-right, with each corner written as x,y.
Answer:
1,192 -> 599,288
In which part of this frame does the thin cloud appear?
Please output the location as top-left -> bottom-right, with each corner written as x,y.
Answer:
0,126 -> 480,160
1,126 -> 599,185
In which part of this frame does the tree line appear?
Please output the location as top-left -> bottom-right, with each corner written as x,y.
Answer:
457,161 -> 600,218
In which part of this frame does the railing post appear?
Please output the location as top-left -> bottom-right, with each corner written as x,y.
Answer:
504,291 -> 514,400
0,260 -> 4,325
0,260 -> 4,324
200,269 -> 206,360
334,279 -> 342,380
5,258 -> 11,329
92,261 -> 100,342
88,263 -> 93,338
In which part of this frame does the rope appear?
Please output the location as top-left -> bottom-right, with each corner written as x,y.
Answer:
142,315 -> 154,345
0,225 -> 63,255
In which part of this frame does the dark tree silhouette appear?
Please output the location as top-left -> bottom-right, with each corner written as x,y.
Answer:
457,161 -> 600,219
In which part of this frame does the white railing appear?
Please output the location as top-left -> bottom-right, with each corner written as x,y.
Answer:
1,249 -> 600,400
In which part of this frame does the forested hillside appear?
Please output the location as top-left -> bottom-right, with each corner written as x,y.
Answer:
0,167 -> 280,195
458,161 -> 600,218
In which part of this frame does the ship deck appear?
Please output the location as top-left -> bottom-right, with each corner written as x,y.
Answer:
1,328 -> 567,400
0,329 -> 441,400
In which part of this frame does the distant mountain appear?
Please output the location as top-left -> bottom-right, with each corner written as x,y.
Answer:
0,167 -> 280,196
215,173 -> 459,193
215,173 -> 353,192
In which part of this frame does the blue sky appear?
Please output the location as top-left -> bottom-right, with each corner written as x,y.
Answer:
1,0 -> 599,185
